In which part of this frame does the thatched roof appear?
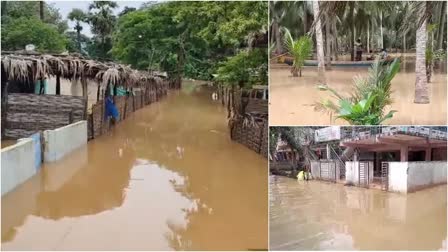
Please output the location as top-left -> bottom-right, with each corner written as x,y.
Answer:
1,52 -> 166,88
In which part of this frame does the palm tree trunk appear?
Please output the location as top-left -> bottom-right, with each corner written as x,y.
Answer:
353,26 -> 356,61
332,20 -> 338,60
367,21 -> 370,54
325,14 -> 332,69
313,0 -> 326,82
350,4 -> 355,61
77,24 -> 82,53
403,31 -> 407,54
428,29 -> 434,83
380,11 -> 383,49
39,1 -> 44,21
303,12 -> 307,34
437,1 -> 446,50
414,6 -> 429,104
273,19 -> 282,54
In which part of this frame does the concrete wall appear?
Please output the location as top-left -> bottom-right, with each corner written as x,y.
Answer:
310,161 -> 320,178
29,132 -> 42,170
43,121 -> 88,162
345,161 -> 374,185
1,138 -> 37,195
407,161 -> 447,192
387,162 -> 408,193
310,160 -> 341,181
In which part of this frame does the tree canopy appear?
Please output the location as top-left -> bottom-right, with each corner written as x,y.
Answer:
2,17 -> 67,52
1,1 -> 68,52
112,1 -> 268,86
1,1 -> 268,88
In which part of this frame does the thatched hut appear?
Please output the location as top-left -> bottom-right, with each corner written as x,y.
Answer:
1,52 -> 169,140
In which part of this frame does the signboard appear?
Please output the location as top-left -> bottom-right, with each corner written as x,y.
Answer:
315,126 -> 341,142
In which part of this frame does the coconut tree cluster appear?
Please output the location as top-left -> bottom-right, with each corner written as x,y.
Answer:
270,0 -> 447,105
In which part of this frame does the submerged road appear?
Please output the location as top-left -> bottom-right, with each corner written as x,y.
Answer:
269,176 -> 447,251
1,82 -> 268,250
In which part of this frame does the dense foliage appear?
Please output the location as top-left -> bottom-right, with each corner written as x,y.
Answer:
2,17 -> 67,52
1,1 -> 68,52
1,1 -> 267,88
112,1 -> 268,86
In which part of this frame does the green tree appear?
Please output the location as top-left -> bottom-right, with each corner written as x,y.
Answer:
1,1 -> 68,33
68,8 -> 87,53
1,17 -> 66,52
112,1 -> 267,84
87,1 -> 118,59
65,31 -> 91,54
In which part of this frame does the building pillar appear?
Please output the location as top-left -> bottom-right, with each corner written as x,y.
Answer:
326,144 -> 331,159
425,147 -> 432,161
353,149 -> 359,162
400,145 -> 409,161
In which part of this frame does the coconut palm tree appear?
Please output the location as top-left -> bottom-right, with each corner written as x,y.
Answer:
436,1 -> 447,50
270,1 -> 287,55
283,28 -> 313,77
312,0 -> 326,82
88,1 -> 118,58
414,7 -> 428,104
314,58 -> 401,125
68,8 -> 87,53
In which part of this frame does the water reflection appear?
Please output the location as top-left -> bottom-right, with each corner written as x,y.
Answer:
269,176 -> 447,250
1,82 -> 268,250
270,62 -> 447,125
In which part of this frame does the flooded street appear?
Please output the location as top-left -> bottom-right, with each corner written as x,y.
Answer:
269,176 -> 447,250
1,82 -> 268,250
269,63 -> 447,125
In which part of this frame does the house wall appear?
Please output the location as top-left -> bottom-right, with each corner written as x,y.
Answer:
407,161 -> 447,192
310,161 -> 320,178
1,138 -> 37,195
43,121 -> 88,162
387,162 -> 409,193
345,161 -> 374,185
311,160 -> 341,181
47,78 -> 99,111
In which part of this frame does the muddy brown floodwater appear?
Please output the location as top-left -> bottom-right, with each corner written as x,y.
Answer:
1,82 -> 268,251
270,61 -> 447,125
269,176 -> 447,251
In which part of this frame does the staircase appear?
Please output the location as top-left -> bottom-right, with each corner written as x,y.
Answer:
328,144 -> 353,180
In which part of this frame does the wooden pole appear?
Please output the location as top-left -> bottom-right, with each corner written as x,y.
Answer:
81,77 -> 88,120
56,75 -> 61,95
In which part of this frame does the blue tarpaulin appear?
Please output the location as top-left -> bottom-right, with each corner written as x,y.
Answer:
105,97 -> 119,120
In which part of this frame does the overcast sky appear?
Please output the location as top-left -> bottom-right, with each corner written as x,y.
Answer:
48,1 -> 144,37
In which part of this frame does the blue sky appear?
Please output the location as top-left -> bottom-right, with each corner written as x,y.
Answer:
48,1 -> 144,37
